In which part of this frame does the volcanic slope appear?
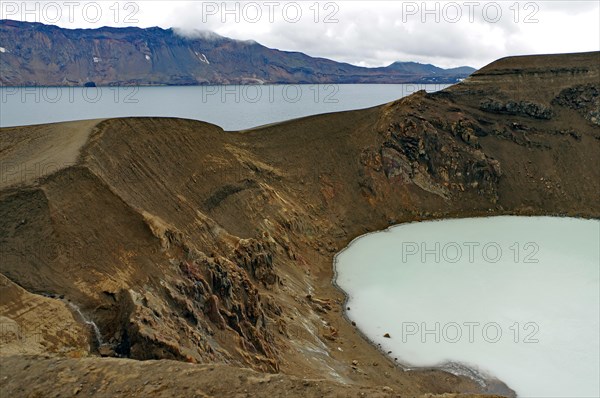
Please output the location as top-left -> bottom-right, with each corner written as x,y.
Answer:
1,51 -> 598,397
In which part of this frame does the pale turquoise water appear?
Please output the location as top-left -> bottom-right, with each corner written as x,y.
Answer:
0,84 -> 447,129
335,216 -> 600,397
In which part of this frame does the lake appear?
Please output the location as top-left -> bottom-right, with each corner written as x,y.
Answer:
335,216 -> 600,397
0,84 -> 448,130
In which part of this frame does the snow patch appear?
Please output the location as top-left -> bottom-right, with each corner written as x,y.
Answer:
145,54 -> 151,61
93,56 -> 100,63
195,52 -> 210,64
0,47 -> 6,53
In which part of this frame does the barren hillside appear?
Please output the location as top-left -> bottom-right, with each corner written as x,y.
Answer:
1,51 -> 598,397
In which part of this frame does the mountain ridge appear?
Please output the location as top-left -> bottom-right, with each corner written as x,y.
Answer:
0,19 -> 476,86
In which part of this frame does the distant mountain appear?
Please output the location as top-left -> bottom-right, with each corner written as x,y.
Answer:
0,20 -> 476,86
385,61 -> 475,76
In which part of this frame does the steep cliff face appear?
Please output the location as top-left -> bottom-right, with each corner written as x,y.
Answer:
0,19 -> 475,86
1,52 -> 598,397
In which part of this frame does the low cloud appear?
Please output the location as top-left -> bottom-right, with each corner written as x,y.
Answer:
6,1 -> 599,69
172,27 -> 223,41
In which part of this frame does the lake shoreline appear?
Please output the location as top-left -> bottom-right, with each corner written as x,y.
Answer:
332,214 -> 600,397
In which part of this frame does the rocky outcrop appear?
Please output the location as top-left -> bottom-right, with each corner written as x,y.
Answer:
376,113 -> 501,200
553,83 -> 600,126
479,99 -> 554,119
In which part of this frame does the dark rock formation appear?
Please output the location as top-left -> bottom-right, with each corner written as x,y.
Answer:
480,99 -> 554,119
553,84 -> 600,126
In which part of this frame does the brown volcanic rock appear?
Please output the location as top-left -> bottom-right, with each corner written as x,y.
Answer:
1,52 -> 599,397
0,356 -> 508,398
0,274 -> 90,356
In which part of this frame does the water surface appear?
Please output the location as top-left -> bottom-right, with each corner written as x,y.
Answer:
0,84 -> 447,129
335,216 -> 600,397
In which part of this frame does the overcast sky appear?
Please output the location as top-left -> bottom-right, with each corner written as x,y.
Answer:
2,1 -> 599,68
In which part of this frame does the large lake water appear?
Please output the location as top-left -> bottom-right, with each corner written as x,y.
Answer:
335,216 -> 600,397
0,84 -> 447,130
